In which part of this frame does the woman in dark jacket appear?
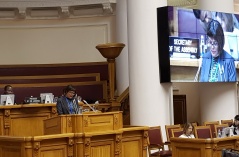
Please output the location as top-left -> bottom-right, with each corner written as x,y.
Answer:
200,20 -> 236,82
56,85 -> 80,115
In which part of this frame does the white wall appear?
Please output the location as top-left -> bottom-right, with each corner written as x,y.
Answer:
0,17 -> 116,65
199,83 -> 238,123
197,0 -> 234,13
172,82 -> 201,124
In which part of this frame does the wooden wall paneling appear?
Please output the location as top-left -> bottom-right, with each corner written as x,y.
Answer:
171,137 -> 239,157
0,126 -> 149,157
0,62 -> 109,104
90,139 -> 114,157
44,112 -> 123,135
0,136 -> 27,157
1,145 -> 21,157
121,127 -> 149,157
1,81 -> 107,104
0,62 -> 108,80
10,114 -> 50,136
73,133 -> 84,157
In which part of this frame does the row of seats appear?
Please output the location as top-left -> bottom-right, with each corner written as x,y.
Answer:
148,119 -> 234,157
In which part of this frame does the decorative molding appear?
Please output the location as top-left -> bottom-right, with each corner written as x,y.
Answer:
0,0 -> 116,19
0,0 -> 116,8
18,7 -> 27,19
167,0 -> 197,7
102,3 -> 113,15
60,6 -> 70,18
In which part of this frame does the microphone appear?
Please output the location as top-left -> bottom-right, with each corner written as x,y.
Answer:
83,100 -> 97,112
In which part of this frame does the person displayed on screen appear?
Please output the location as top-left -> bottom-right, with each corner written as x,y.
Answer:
193,9 -> 213,31
215,12 -> 239,60
200,20 -> 237,82
179,122 -> 195,138
193,9 -> 239,61
56,85 -> 80,115
193,10 -> 239,32
4,85 -> 13,94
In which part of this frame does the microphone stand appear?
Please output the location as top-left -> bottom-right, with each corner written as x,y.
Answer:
83,100 -> 97,113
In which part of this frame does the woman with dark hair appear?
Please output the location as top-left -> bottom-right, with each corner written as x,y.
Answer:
56,85 -> 80,115
179,123 -> 195,138
200,20 -> 236,82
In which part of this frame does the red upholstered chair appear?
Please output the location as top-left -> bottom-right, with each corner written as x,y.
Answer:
191,122 -> 198,127
204,121 -> 220,138
221,119 -> 233,126
165,124 -> 181,142
191,122 -> 198,135
172,128 -> 184,137
148,126 -> 172,157
194,126 -> 212,139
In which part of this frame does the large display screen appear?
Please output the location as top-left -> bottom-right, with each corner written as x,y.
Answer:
157,6 -> 239,83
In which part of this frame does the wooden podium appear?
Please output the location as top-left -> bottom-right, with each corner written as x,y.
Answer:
41,112 -> 148,157
0,110 -> 149,157
171,136 -> 239,157
44,111 -> 123,134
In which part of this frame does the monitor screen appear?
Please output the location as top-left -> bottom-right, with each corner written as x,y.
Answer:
157,6 -> 239,82
40,93 -> 54,104
0,94 -> 15,105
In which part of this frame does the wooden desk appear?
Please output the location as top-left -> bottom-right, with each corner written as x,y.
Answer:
171,136 -> 239,157
0,103 -> 112,136
0,126 -> 148,157
0,104 -> 57,136
43,111 -> 123,135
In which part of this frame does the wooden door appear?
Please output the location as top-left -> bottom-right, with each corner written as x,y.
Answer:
173,95 -> 187,125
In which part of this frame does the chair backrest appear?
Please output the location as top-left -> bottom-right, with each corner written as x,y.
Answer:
148,126 -> 164,147
172,128 -> 184,137
204,121 -> 220,138
165,124 -> 181,142
194,126 -> 212,139
221,119 -> 233,126
214,124 -> 228,137
191,122 -> 198,127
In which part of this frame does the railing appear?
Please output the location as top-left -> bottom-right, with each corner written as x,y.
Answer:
117,87 -> 130,125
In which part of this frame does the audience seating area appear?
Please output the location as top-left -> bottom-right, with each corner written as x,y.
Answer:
148,119 -> 234,156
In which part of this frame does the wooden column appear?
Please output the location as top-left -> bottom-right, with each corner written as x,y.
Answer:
96,43 -> 125,103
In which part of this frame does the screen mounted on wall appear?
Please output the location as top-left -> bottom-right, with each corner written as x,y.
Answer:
157,6 -> 239,83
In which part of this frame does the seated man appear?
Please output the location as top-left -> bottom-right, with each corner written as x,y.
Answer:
3,85 -> 13,94
2,85 -> 16,104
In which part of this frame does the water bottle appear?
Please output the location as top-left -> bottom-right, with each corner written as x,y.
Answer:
217,129 -> 222,138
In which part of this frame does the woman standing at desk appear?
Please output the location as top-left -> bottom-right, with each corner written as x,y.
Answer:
56,85 -> 80,115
